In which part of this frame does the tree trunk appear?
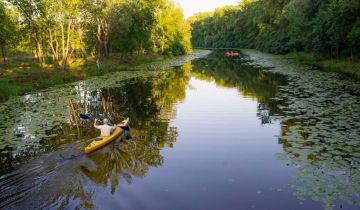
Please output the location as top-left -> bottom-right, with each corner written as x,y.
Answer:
48,29 -> 59,65
61,20 -> 65,68
38,41 -> 44,66
1,47 -> 6,64
34,36 -> 44,67
55,30 -> 59,60
103,21 -> 110,57
33,29 -> 44,67
32,47 -> 36,63
96,20 -> 102,68
63,20 -> 72,69
68,47 -> 75,61
78,27 -> 87,61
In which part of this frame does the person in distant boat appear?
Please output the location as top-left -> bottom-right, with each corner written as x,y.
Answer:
94,118 -> 117,136
225,51 -> 240,57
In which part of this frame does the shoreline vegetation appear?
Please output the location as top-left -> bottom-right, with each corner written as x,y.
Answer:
196,47 -> 360,80
0,54 -> 157,102
2,0 -> 359,102
2,47 -> 358,103
189,0 -> 360,80
0,50 -> 212,102
285,52 -> 360,80
0,0 -> 193,102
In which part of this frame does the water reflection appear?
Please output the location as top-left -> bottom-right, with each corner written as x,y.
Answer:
0,65 -> 190,209
191,51 -> 360,209
0,50 -> 209,174
196,50 -> 360,209
0,51 -> 359,209
191,52 -> 286,124
241,50 -> 360,209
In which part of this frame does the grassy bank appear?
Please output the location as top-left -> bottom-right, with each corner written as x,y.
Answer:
0,54 -> 166,102
285,52 -> 360,80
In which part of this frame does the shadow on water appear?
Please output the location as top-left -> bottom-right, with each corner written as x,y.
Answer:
0,50 -> 359,209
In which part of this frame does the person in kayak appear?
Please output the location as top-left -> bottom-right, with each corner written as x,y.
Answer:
94,118 -> 117,136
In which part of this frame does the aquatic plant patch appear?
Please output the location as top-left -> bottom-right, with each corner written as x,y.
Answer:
241,49 -> 360,209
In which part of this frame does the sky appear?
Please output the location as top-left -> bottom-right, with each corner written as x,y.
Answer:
173,0 -> 239,18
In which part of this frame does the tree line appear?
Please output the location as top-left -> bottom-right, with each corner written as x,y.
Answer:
189,0 -> 360,59
0,0 -> 192,69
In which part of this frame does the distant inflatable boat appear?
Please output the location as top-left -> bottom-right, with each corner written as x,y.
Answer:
225,51 -> 239,57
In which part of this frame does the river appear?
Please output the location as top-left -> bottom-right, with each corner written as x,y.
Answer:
0,50 -> 359,210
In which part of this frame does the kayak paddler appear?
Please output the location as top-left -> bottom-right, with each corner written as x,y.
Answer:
94,118 -> 117,137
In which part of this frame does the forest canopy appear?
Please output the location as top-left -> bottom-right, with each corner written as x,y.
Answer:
0,0 -> 192,68
189,0 -> 360,58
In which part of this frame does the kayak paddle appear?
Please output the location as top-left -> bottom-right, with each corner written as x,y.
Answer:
80,114 -> 91,120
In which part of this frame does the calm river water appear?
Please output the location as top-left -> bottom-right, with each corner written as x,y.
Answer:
0,51 -> 359,210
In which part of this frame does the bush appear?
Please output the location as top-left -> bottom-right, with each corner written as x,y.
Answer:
85,66 -> 109,77
286,52 -> 319,65
0,80 -> 19,101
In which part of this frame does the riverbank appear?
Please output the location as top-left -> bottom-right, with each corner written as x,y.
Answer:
285,52 -> 360,80
196,48 -> 360,80
0,50 -> 210,102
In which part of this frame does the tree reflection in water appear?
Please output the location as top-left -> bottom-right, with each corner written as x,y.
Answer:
192,51 -> 360,210
73,64 -> 191,196
1,51 -> 359,209
191,51 -> 286,125
0,64 -> 191,209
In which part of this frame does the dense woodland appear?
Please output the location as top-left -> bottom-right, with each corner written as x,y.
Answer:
0,0 -> 192,68
190,0 -> 360,59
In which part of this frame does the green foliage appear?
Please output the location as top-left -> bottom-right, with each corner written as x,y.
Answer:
85,66 -> 110,77
285,52 -> 320,65
0,50 -> 209,102
105,0 -> 192,55
0,80 -> 18,101
3,0 -> 191,68
0,1 -> 18,60
35,73 -> 78,88
286,52 -> 360,79
190,0 -> 360,58
319,59 -> 360,79
348,18 -> 360,51
0,71 -> 78,101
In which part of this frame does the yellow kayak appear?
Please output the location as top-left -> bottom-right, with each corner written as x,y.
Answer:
84,118 -> 129,154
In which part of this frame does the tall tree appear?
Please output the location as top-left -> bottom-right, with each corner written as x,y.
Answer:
4,0 -> 192,69
190,0 -> 360,58
8,0 -> 46,65
0,1 -> 18,63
